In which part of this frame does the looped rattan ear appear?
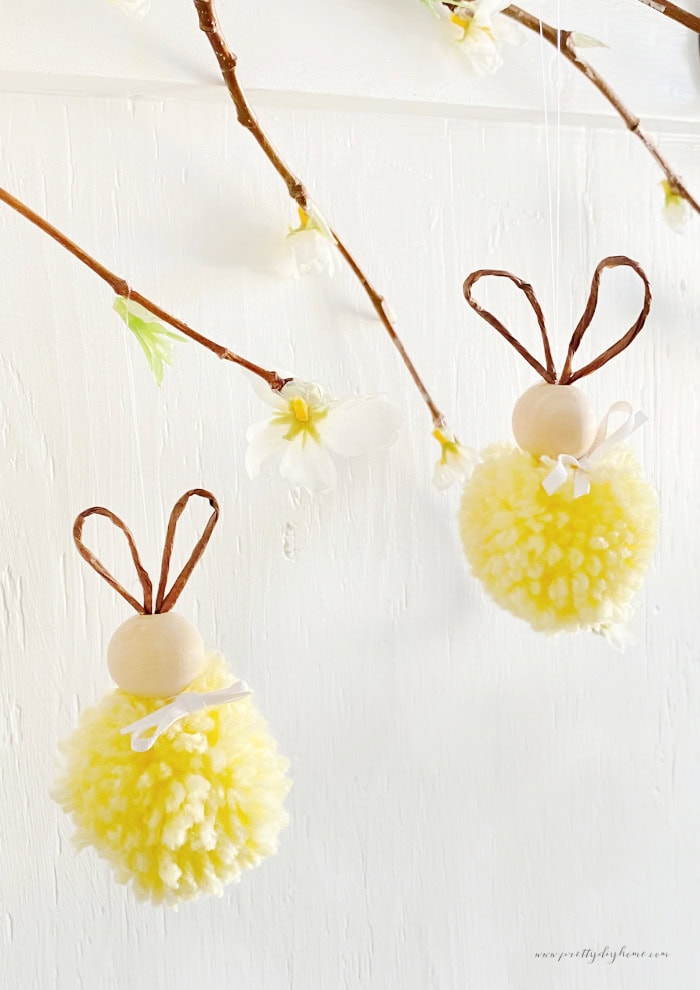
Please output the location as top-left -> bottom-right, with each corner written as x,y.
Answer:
74,489 -> 220,616
462,269 -> 557,383
155,489 -> 220,614
559,255 -> 651,385
73,507 -> 153,615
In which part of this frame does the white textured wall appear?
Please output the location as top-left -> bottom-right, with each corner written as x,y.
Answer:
1,2 -> 700,988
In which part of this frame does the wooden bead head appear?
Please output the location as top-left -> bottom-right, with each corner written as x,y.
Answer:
463,256 -> 652,456
73,489 -> 220,699
108,612 -> 206,698
512,382 -> 597,459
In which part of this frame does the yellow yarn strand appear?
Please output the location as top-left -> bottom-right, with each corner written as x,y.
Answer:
53,653 -> 291,905
459,445 -> 658,633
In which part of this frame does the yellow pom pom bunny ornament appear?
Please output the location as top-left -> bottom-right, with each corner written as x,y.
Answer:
53,489 -> 291,905
459,256 -> 658,638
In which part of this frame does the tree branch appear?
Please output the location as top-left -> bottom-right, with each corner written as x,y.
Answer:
0,185 -> 289,389
441,1 -> 698,213
634,0 -> 700,34
502,4 -> 700,216
193,0 -> 445,426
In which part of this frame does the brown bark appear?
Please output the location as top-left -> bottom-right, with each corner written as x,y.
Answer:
193,0 -> 445,425
502,4 -> 700,216
0,185 -> 288,389
635,0 -> 700,34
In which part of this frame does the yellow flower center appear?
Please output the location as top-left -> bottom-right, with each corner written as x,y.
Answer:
450,11 -> 494,41
272,393 -> 328,444
661,179 -> 681,209
291,397 -> 309,422
433,428 -> 459,464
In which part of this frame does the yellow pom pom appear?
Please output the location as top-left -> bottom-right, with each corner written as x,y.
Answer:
459,445 -> 658,633
53,653 -> 291,905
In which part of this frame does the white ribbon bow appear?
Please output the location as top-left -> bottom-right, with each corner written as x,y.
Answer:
542,401 -> 647,499
121,681 -> 251,753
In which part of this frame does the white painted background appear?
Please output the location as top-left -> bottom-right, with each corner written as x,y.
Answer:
1,1 -> 700,988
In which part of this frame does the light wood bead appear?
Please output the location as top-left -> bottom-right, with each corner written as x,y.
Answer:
107,612 -> 206,698
512,382 -> 597,459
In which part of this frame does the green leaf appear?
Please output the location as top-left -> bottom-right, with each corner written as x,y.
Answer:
113,296 -> 185,386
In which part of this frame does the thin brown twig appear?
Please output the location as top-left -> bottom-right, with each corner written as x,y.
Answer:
634,0 -> 700,34
193,0 -> 445,426
0,185 -> 288,389
441,1 -> 698,213
501,4 -> 700,216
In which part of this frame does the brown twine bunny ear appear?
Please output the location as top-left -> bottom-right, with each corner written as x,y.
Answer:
73,507 -> 154,615
155,489 -> 220,614
558,255 -> 652,385
463,256 -> 651,385
462,269 -> 557,384
73,489 -> 220,616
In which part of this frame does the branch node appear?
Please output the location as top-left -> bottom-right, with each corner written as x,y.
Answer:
192,0 -> 445,425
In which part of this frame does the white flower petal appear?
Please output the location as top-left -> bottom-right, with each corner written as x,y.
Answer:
285,229 -> 335,278
248,373 -> 288,411
453,445 -> 480,477
280,379 -> 330,409
663,197 -> 689,234
322,397 -> 402,457
272,245 -> 302,279
455,25 -> 504,74
432,425 -> 479,491
569,31 -> 609,50
109,0 -> 150,18
491,14 -> 524,48
304,201 -> 335,242
279,436 -> 337,493
473,0 -> 510,24
245,419 -> 288,478
433,462 -> 458,491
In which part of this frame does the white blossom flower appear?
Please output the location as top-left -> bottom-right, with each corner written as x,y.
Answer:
278,203 -> 337,278
109,0 -> 150,18
432,426 -> 478,490
661,180 -> 689,234
446,0 -> 522,75
246,378 -> 402,494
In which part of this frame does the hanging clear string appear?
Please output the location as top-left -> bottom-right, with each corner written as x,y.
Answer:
555,0 -> 562,335
536,0 -> 562,351
122,290 -> 151,540
121,98 -> 152,551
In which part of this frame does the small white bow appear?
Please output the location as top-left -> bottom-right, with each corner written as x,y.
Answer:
121,681 -> 251,753
542,401 -> 647,499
